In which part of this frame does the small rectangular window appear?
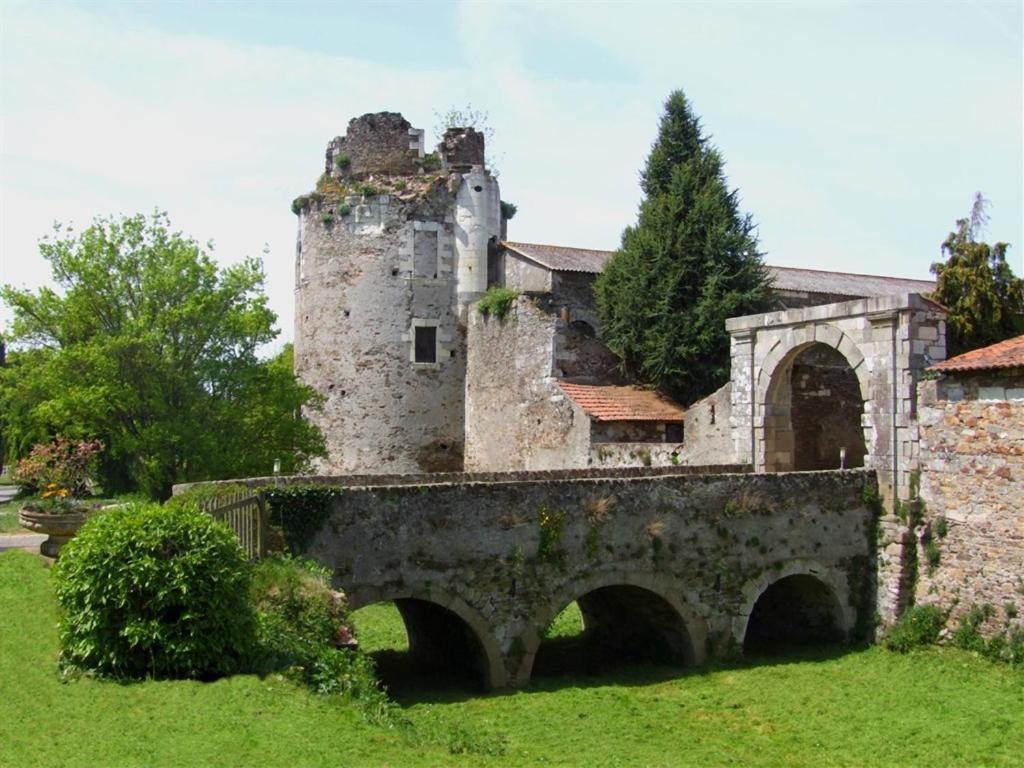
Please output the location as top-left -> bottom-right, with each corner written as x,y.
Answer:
665,423 -> 683,443
414,326 -> 437,363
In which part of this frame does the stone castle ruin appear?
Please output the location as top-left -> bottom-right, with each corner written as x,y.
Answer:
199,109 -> 1024,688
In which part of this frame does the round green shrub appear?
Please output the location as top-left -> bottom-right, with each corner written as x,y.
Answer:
884,604 -> 946,653
53,502 -> 255,679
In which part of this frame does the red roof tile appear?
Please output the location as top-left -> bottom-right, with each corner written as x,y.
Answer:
556,381 -> 685,422
929,334 -> 1024,372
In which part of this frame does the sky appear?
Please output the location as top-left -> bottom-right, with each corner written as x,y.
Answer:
1,0 -> 1021,349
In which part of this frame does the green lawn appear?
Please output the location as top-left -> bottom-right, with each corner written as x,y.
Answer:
2,550 -> 1021,768
0,495 -> 26,532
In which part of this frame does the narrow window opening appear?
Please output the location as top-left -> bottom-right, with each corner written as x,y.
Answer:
414,326 -> 437,363
710,404 -> 716,425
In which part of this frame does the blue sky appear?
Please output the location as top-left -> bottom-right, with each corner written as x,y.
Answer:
1,0 -> 1021,346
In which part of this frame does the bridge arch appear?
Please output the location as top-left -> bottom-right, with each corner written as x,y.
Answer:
347,585 -> 507,689
517,572 -> 707,685
735,560 -> 853,654
757,327 -> 871,473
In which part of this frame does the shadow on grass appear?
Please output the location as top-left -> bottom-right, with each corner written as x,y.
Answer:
372,637 -> 867,707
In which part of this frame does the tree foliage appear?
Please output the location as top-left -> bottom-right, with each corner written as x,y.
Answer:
594,90 -> 772,404
0,212 -> 325,498
930,194 -> 1024,357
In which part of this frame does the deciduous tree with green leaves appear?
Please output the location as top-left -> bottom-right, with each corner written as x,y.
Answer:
930,194 -> 1024,357
0,212 -> 325,499
594,90 -> 772,405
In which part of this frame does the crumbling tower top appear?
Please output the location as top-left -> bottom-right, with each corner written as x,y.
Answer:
324,111 -> 426,177
440,127 -> 485,171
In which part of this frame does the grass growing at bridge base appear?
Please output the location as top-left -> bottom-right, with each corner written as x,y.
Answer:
2,550 -> 1022,767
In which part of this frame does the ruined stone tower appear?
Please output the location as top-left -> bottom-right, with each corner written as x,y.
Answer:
293,112 -> 501,473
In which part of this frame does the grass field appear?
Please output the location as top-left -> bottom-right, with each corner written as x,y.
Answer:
2,550 -> 1021,767
0,496 -> 26,532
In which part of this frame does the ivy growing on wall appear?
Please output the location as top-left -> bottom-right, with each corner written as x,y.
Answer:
259,485 -> 344,554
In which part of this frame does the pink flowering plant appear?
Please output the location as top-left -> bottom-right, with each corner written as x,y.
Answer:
13,437 -> 105,513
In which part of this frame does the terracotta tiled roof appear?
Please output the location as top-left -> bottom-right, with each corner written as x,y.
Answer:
501,241 -> 935,296
556,381 -> 685,422
929,335 -> 1024,372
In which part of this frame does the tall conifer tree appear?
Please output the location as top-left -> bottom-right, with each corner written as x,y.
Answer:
595,90 -> 772,404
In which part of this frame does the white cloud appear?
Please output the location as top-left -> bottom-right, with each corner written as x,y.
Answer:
2,0 -> 1021,344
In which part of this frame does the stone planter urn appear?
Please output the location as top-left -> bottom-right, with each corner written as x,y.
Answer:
18,506 -> 92,558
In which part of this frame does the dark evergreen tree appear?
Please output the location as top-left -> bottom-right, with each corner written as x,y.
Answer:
930,194 -> 1024,357
595,90 -> 772,404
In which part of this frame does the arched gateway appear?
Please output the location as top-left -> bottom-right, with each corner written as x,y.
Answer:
726,293 -> 945,500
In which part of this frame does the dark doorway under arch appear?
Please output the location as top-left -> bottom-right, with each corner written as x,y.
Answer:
533,585 -> 692,678
349,598 -> 490,693
790,344 -> 867,471
743,575 -> 845,656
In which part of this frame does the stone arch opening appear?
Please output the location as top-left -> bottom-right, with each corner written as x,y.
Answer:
348,593 -> 504,691
742,574 -> 846,655
763,340 -> 868,472
530,584 -> 695,679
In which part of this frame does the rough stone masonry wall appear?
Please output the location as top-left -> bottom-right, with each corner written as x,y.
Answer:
294,190 -> 466,474
683,383 -> 736,465
325,112 -> 422,177
295,469 -> 876,687
914,373 -> 1024,636
464,296 -> 590,471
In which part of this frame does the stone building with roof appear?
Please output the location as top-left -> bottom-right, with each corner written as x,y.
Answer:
292,110 -> 943,476
913,335 -> 1024,637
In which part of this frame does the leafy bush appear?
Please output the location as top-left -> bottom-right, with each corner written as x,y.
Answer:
421,152 -> 442,171
500,200 -> 517,220
333,153 -> 350,169
250,554 -> 396,723
951,604 -> 994,653
164,482 -> 252,512
291,195 -> 309,215
251,554 -> 350,669
335,203 -> 351,217
885,605 -> 946,653
950,604 -> 1024,664
319,211 -> 335,226
12,437 -> 103,496
477,287 -> 520,320
53,502 -> 255,679
359,184 -> 379,198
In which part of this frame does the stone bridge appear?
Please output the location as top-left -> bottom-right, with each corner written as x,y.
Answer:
229,467 -> 878,689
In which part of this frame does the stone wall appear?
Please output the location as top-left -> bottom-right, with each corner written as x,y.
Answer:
914,372 -> 1024,636
286,468 -> 877,687
325,112 -> 423,178
683,383 -> 736,465
589,442 -> 683,468
464,296 -> 589,471
295,194 -> 466,473
504,251 -> 552,293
